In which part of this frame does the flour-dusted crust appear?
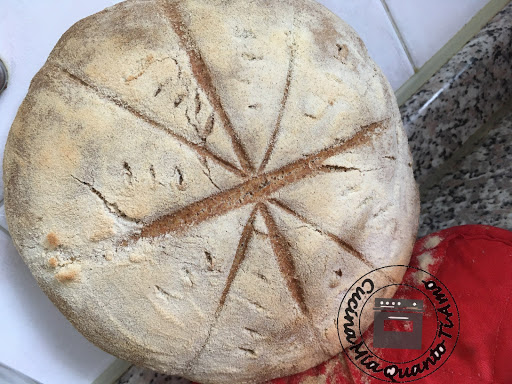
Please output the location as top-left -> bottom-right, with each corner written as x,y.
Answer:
3,0 -> 419,382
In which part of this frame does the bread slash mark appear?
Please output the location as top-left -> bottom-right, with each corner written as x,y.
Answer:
160,0 -> 254,174
124,55 -> 173,83
215,207 -> 258,316
239,347 -> 258,358
244,327 -> 262,339
123,161 -> 134,185
260,203 -> 308,315
335,43 -> 349,63
71,175 -> 139,224
155,285 -> 183,301
258,23 -> 297,173
127,119 -> 388,242
205,251 -> 214,271
59,66 -> 246,178
267,198 -> 378,270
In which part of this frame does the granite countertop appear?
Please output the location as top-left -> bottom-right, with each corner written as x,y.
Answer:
118,2 -> 512,383
401,1 -> 512,236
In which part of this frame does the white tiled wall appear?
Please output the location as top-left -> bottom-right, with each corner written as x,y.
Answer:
384,0 -> 491,68
319,0 -> 493,89
317,0 -> 414,91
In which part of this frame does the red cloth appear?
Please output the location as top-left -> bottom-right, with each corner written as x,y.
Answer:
271,225 -> 512,384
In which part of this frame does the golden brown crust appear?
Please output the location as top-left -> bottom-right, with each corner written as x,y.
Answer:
3,0 -> 420,383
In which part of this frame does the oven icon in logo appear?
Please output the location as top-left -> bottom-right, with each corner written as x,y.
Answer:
373,298 -> 424,350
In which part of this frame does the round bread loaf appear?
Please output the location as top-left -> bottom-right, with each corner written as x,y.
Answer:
3,0 -> 420,382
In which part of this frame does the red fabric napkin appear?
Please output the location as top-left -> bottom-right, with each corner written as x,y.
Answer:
271,225 -> 512,384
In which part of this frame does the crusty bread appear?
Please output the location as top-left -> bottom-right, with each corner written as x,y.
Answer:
3,0 -> 419,382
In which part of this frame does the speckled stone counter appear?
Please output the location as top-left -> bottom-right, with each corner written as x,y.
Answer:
401,2 -> 512,187
117,2 -> 512,383
118,367 -> 190,384
419,110 -> 512,236
401,1 -> 512,236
